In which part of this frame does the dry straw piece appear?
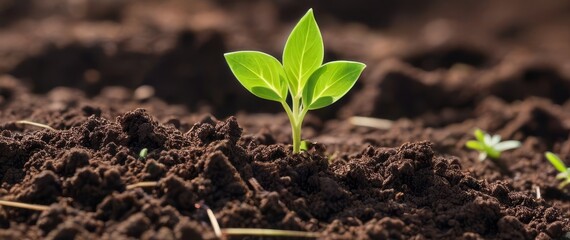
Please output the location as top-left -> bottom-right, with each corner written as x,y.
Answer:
0,200 -> 50,211
126,181 -> 159,190
1,184 -> 319,238
349,116 -> 394,129
197,203 -> 320,238
15,120 -> 56,131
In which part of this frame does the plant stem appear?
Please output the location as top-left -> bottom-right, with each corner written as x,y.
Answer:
292,96 -> 302,153
282,96 -> 308,154
291,119 -> 301,153
281,101 -> 299,153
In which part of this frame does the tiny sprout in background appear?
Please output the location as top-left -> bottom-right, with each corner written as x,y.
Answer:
139,148 -> 148,160
545,152 -> 570,189
465,129 -> 521,161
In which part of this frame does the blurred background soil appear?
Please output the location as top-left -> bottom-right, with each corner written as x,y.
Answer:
0,0 -> 569,119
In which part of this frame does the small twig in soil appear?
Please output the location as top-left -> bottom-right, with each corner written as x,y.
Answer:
195,202 -> 319,239
248,178 -> 266,193
0,200 -> 50,211
349,116 -> 393,129
195,203 -> 222,238
15,120 -> 56,131
126,181 -> 159,190
222,228 -> 320,238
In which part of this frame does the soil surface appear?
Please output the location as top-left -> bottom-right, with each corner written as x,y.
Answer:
1,0 -> 570,239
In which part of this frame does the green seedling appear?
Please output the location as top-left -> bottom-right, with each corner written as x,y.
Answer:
224,9 -> 365,153
545,152 -> 570,189
465,129 -> 521,161
139,148 -> 148,159
300,140 -> 309,151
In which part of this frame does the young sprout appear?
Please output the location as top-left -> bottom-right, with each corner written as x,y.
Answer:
139,148 -> 148,159
300,140 -> 309,151
224,9 -> 365,153
465,129 -> 521,161
544,152 -> 570,189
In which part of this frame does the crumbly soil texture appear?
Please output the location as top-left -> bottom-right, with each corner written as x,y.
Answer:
1,0 -> 570,239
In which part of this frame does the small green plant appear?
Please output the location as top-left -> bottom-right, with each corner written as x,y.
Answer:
545,152 -> 570,189
465,129 -> 521,161
139,148 -> 148,159
300,140 -> 309,151
224,9 -> 365,153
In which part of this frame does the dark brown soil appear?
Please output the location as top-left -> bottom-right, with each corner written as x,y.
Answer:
1,0 -> 570,239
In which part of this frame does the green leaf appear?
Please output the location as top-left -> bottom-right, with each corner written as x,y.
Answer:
493,140 -> 521,152
486,147 -> 501,159
224,51 -> 288,102
556,171 -> 569,180
474,129 -> 485,143
465,140 -> 484,151
489,135 -> 501,146
300,140 -> 309,151
302,61 -> 365,110
545,152 -> 568,173
139,148 -> 148,159
283,8 -> 324,96
484,134 -> 493,145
